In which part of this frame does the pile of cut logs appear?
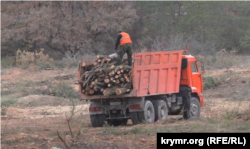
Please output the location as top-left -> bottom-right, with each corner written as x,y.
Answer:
79,55 -> 133,97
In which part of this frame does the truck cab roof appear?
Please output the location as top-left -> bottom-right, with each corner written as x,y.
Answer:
182,54 -> 196,61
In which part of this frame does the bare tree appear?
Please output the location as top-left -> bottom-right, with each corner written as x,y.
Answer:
1,1 -> 138,56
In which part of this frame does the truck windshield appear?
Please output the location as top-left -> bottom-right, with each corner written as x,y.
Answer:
191,62 -> 198,72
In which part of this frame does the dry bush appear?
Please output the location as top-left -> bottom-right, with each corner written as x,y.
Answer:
57,99 -> 86,149
203,49 -> 239,70
15,48 -> 53,68
150,34 -> 217,55
55,51 -> 96,69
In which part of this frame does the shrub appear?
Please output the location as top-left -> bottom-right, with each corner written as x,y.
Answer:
15,48 -> 53,68
203,77 -> 219,89
1,57 -> 15,68
48,82 -> 78,99
1,97 -> 18,107
203,49 -> 239,70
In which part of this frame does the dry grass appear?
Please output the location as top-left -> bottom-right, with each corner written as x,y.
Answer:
15,48 -> 53,68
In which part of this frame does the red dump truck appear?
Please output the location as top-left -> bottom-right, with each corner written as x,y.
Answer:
78,47 -> 204,127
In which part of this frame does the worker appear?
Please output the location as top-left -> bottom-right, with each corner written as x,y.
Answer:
115,29 -> 133,66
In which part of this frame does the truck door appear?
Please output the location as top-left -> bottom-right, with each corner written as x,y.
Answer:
190,61 -> 202,94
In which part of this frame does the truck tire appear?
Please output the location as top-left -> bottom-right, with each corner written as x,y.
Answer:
108,119 -> 128,126
90,114 -> 106,127
130,112 -> 144,125
143,100 -> 155,124
130,100 -> 155,124
154,100 -> 168,121
183,97 -> 200,120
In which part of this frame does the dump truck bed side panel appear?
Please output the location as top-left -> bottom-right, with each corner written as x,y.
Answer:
133,51 -> 183,97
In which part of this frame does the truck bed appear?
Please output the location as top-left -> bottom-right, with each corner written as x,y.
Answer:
79,50 -> 183,100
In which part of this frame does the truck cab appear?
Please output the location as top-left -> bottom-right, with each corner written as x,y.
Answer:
180,55 -> 204,107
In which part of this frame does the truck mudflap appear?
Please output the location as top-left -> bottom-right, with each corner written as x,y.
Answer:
128,97 -> 145,112
183,95 -> 191,112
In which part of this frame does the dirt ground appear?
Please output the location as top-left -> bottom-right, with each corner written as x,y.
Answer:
1,56 -> 250,149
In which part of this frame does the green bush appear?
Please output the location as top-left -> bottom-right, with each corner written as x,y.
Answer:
1,97 -> 18,107
203,77 -> 219,89
1,57 -> 15,68
49,82 -> 78,98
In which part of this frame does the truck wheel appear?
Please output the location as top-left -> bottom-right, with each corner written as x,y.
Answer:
154,100 -> 168,121
90,114 -> 106,127
143,100 -> 155,124
183,97 -> 200,120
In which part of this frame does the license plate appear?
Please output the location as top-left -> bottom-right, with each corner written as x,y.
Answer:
110,102 -> 121,106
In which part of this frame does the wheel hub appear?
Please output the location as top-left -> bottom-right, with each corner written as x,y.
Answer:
191,103 -> 198,116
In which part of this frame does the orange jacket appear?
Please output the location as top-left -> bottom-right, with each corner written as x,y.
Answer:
119,32 -> 132,46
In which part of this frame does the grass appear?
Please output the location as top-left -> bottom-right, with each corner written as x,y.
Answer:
1,79 -> 79,99
1,57 -> 15,68
99,115 -> 250,135
1,96 -> 19,107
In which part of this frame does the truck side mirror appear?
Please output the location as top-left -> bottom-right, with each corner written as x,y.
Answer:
201,61 -> 205,74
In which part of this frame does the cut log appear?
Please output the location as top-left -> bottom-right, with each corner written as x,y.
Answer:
115,79 -> 120,84
125,78 -> 130,82
120,78 -> 125,82
123,65 -> 132,70
85,91 -> 89,96
93,61 -> 98,66
129,71 -> 133,76
86,86 -> 91,91
95,82 -> 106,87
97,55 -> 105,59
86,64 -> 95,71
123,73 -> 129,77
105,57 -> 112,62
89,84 -> 94,88
104,79 -> 110,83
116,88 -> 130,95
81,62 -> 86,67
114,66 -> 119,72
93,85 -> 102,91
109,71 -> 115,76
107,83 -> 112,88
79,55 -> 133,96
117,71 -> 121,75
89,89 -> 95,95
103,88 -> 116,97
91,81 -> 95,86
